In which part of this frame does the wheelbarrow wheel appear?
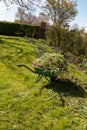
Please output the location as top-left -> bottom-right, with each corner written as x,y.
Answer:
51,76 -> 57,82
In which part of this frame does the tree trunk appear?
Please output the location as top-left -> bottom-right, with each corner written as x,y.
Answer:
57,30 -> 61,47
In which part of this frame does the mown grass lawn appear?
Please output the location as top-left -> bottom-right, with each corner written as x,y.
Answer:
0,35 -> 87,130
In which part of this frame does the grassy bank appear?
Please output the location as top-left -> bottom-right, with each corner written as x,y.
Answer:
0,35 -> 87,130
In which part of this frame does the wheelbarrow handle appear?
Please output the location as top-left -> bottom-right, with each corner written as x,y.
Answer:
18,64 -> 36,73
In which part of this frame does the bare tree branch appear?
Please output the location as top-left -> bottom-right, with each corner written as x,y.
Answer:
2,0 -> 41,10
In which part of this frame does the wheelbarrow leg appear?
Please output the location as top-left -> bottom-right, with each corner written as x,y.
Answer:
36,74 -> 43,83
36,75 -> 50,83
44,76 -> 50,83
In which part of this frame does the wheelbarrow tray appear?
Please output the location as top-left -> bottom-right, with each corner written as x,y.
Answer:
34,66 -> 54,78
18,64 -> 55,82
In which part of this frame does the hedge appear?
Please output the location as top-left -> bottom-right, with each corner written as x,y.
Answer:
0,21 -> 45,39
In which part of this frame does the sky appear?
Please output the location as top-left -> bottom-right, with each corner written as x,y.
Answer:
71,0 -> 87,31
0,0 -> 87,31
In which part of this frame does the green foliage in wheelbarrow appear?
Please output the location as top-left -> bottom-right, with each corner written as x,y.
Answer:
33,53 -> 68,77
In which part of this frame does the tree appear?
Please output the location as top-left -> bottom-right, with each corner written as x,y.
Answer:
15,7 -> 38,24
37,13 -> 49,24
15,7 -> 26,23
42,0 -> 77,47
15,6 -> 49,25
2,0 -> 40,9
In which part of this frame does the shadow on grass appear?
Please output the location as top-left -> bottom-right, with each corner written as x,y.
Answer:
38,79 -> 87,107
46,79 -> 86,97
0,39 -> 4,44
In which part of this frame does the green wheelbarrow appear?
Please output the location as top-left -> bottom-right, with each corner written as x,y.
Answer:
18,64 -> 57,83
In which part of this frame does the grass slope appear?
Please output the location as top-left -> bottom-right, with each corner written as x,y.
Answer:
0,35 -> 87,130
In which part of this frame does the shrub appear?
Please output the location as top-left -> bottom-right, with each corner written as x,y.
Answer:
0,21 -> 45,38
